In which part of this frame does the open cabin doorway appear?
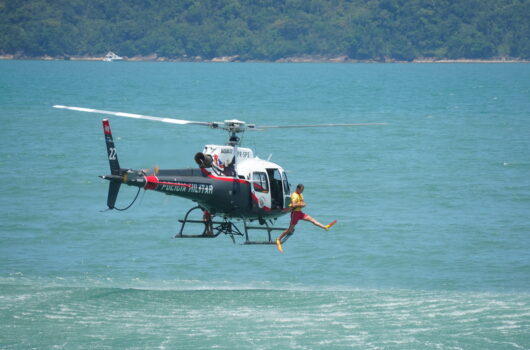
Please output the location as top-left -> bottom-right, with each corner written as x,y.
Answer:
266,168 -> 284,209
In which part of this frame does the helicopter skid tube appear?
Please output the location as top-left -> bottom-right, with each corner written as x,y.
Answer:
243,221 -> 287,245
175,206 -> 287,245
243,241 -> 276,245
176,234 -> 219,238
175,219 -> 225,238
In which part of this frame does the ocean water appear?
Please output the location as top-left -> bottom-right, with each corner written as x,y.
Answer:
1,61 -> 529,349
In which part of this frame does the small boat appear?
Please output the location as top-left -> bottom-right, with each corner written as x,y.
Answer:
103,52 -> 123,62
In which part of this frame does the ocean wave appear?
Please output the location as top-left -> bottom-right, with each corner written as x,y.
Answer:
1,279 -> 529,350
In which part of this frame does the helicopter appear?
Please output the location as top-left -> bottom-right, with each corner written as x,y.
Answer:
54,105 -> 384,245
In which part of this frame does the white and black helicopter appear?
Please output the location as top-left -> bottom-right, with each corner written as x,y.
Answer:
54,105 -> 383,245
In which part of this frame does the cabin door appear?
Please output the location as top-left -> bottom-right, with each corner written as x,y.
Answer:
251,171 -> 271,210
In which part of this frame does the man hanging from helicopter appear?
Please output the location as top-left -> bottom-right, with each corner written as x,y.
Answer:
276,184 -> 336,253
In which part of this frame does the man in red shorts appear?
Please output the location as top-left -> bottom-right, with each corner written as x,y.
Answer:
276,184 -> 336,253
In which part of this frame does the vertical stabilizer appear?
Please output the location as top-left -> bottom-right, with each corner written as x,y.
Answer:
107,181 -> 121,209
103,119 -> 121,175
102,119 -> 122,209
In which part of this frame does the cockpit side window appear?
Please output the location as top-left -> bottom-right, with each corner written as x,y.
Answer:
252,172 -> 269,192
281,172 -> 290,195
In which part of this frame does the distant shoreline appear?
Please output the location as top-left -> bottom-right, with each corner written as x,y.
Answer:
0,54 -> 528,63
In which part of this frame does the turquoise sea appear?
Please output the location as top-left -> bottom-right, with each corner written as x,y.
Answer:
1,61 -> 529,349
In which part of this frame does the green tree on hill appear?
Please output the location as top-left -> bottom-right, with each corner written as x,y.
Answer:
0,0 -> 528,60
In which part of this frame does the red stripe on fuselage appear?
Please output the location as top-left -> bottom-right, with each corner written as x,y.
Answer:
251,193 -> 271,211
158,181 -> 192,188
200,168 -> 249,184
143,175 -> 193,190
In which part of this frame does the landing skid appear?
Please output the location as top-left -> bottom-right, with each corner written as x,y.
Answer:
243,222 -> 287,245
175,206 -> 287,245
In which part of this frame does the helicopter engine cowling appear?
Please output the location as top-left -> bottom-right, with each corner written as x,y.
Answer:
194,152 -> 213,168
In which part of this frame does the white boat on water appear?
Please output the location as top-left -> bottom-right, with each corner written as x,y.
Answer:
103,52 -> 123,62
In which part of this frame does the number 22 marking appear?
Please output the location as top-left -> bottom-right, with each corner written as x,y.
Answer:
108,147 -> 117,160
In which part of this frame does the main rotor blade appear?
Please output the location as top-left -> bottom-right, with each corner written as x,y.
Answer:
256,122 -> 387,129
53,105 -> 211,126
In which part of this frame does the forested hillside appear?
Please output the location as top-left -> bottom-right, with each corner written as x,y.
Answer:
1,0 -> 529,61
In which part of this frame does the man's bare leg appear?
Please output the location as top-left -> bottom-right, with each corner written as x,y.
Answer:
276,225 -> 294,253
304,215 -> 328,230
304,216 -> 337,231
